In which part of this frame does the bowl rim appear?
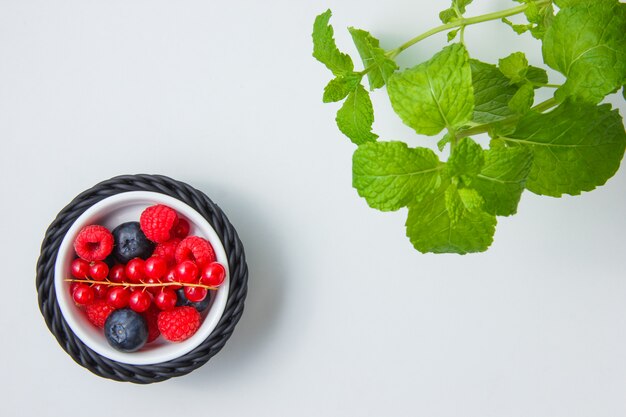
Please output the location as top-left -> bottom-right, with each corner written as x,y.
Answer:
54,190 -> 230,365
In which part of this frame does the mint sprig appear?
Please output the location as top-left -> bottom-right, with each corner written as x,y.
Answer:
312,0 -> 626,254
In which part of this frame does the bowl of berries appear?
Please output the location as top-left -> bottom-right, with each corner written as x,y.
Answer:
36,174 -> 248,383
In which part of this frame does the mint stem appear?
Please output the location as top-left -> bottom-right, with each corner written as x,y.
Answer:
455,97 -> 558,139
386,0 -> 551,59
530,97 -> 558,113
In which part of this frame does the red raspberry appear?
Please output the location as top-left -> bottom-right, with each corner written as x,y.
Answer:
153,238 -> 181,267
157,306 -> 201,342
85,299 -> 115,328
175,236 -> 216,268
142,305 -> 161,343
73,225 -> 114,261
140,205 -> 178,243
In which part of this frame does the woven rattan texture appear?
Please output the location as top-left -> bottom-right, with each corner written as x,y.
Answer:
36,174 -> 248,383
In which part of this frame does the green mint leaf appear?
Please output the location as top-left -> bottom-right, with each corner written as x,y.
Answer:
499,52 -> 529,84
336,84 -> 378,145
439,8 -> 458,24
447,28 -> 460,42
526,66 -> 548,86
312,10 -> 354,76
388,43 -> 474,136
459,187 -> 483,208
542,1 -> 626,104
502,17 -> 532,35
439,0 -> 473,23
507,0 -> 554,39
445,184 -> 486,225
455,187 -> 486,221
554,0 -> 617,8
507,82 -> 535,114
446,137 -> 485,180
323,74 -> 361,103
406,176 -> 496,254
437,132 -> 454,151
472,146 -> 533,216
525,1 -> 554,39
470,59 -> 518,123
352,141 -> 442,211
445,183 -> 464,225
456,0 -> 473,12
348,28 -> 398,90
524,1 -> 540,21
498,52 -> 548,87
500,101 -> 626,197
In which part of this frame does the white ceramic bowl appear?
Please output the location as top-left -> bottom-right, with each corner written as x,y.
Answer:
54,191 -> 230,365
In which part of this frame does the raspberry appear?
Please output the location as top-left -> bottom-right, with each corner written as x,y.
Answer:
175,236 -> 216,268
74,225 -> 114,261
153,238 -> 181,267
85,300 -> 115,328
140,205 -> 178,243
142,305 -> 161,343
157,306 -> 201,342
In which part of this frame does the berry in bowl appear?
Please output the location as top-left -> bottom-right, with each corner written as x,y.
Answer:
55,192 -> 230,365
37,175 -> 247,382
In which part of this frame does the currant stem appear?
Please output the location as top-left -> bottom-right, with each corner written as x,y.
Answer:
65,278 -> 218,291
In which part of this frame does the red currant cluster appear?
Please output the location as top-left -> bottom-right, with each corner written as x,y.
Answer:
69,256 -> 225,312
67,204 -> 226,345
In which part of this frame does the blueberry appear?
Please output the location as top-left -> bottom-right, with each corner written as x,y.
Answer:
176,288 -> 212,312
104,308 -> 148,352
112,221 -> 155,264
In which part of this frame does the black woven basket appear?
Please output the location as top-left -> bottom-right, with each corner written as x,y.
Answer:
35,174 -> 248,384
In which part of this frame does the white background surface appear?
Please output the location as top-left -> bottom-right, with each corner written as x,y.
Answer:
1,1 -> 625,416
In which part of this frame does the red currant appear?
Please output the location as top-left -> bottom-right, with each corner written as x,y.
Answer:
154,289 -> 177,310
125,258 -> 145,283
163,268 -> 182,290
69,282 -> 79,297
92,283 -> 108,299
200,262 -> 226,287
184,286 -> 207,302
89,261 -> 109,281
129,290 -> 151,312
72,284 -> 94,305
172,218 -> 190,239
144,256 -> 168,279
174,260 -> 199,283
109,264 -> 126,283
106,287 -> 130,309
70,258 -> 90,279
144,277 -> 163,295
